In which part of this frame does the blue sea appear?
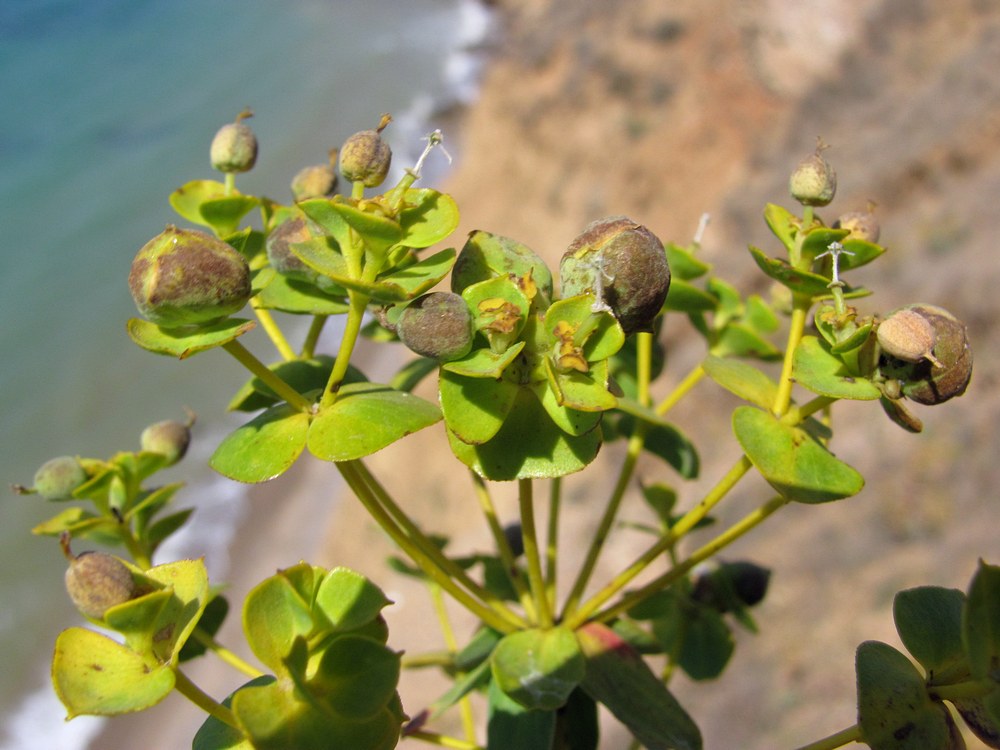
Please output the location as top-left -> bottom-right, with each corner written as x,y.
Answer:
0,1 -> 491,746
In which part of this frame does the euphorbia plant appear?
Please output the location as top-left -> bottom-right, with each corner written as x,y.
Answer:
12,113 -> 995,750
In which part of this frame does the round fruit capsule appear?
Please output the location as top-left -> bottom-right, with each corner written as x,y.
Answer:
62,536 -> 137,620
789,150 -> 837,207
397,292 -> 474,361
560,216 -> 670,334
210,110 -> 258,173
140,417 -> 192,466
339,114 -> 392,188
129,225 -> 251,327
33,456 -> 87,501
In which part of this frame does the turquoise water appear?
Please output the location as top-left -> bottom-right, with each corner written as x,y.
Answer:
0,1 -> 489,746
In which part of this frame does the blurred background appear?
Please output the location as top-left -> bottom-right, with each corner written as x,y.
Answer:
2,0 -> 999,748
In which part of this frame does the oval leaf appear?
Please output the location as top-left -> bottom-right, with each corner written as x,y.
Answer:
314,567 -> 392,632
733,405 -> 864,503
127,318 -> 256,359
893,586 -> 967,679
702,355 -> 778,409
307,382 -> 441,462
491,627 -> 585,711
210,404 -> 310,483
53,627 -> 175,718
792,335 -> 881,400
397,188 -> 459,248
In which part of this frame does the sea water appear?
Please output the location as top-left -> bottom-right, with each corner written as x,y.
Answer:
0,1 -> 491,746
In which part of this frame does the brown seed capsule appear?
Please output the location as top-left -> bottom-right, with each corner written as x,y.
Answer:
32,456 -> 87,501
291,163 -> 338,201
560,216 -> 671,334
877,304 -> 973,405
129,225 -> 251,327
397,292 -> 474,361
789,150 -> 837,207
339,114 -> 392,188
834,209 -> 880,243
62,537 -> 137,619
877,308 -> 938,364
210,110 -> 258,173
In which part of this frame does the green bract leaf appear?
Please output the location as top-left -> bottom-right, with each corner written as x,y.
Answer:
179,595 -> 229,662
371,247 -> 458,303
665,242 -> 712,281
748,245 -> 838,297
397,188 -> 459,248
856,640 -> 959,750
447,389 -> 601,480
763,203 -> 798,251
127,318 -> 256,359
452,229 -> 553,300
314,567 -> 391,632
307,382 -> 441,462
210,403 -> 311,483
491,627 -> 585,711
440,370 -> 519,445
243,573 -> 315,672
733,406 -> 864,503
792,335 -> 881,400
613,412 -> 699,479
801,226 -> 850,262
441,341 -> 526,379
664,279 -> 718,313
170,180 -> 256,235
309,635 -> 401,719
487,678 -> 557,750
329,201 -> 403,259
297,198 -> 353,250
893,586 -> 967,680
952,695 -> 1000,749
711,322 -> 782,360
840,238 -> 886,271
650,599 -> 734,681
462,275 -> 530,353
31,507 -> 108,537
228,356 -> 364,412
577,622 -> 702,750
544,296 -> 624,364
963,560 -> 1000,681
52,627 -> 175,718
201,195 -> 260,237
702,355 -> 778,409
193,676 -> 264,750
255,274 -> 349,315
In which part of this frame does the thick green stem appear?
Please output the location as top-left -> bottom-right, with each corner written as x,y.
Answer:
519,479 -> 553,627
222,340 -> 313,412
592,495 -> 789,624
320,290 -> 368,408
655,363 -> 706,416
773,298 -> 810,417
931,677 -> 998,701
173,668 -> 241,732
342,461 -> 523,632
793,723 -> 863,750
545,477 -> 562,612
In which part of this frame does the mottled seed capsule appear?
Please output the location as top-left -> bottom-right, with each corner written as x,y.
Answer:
834,209 -> 880,243
877,308 -> 938,364
210,111 -> 258,173
691,560 -> 771,612
33,456 -> 87,501
877,304 -> 973,405
140,418 -> 192,466
560,216 -> 671,334
397,292 -> 474,361
291,151 -> 338,200
339,115 -> 392,188
62,537 -> 137,619
129,225 -> 251,327
789,151 -> 837,207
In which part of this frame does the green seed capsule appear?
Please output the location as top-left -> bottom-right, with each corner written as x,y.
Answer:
397,292 -> 474,361
210,111 -> 258,173
339,115 -> 392,188
789,151 -> 837,207
140,418 -> 192,466
33,456 -> 87,501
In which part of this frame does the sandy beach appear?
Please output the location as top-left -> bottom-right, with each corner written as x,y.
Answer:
90,1 -> 1000,748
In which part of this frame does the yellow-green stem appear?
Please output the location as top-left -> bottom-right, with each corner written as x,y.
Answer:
655,363 -> 706,416
519,478 -> 553,627
563,454 -> 754,629
470,472 -> 537,621
320,291 -> 368,408
406,730 -> 483,750
190,627 -> 263,679
592,495 -> 789,625
342,461 -> 523,632
545,477 -> 562,612
301,314 -> 328,358
561,423 -> 646,621
773,298 -> 810,417
251,303 -> 296,361
173,668 -> 241,731
428,584 -> 478,744
930,677 -> 997,701
793,723 -> 863,750
222,340 -> 313,412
